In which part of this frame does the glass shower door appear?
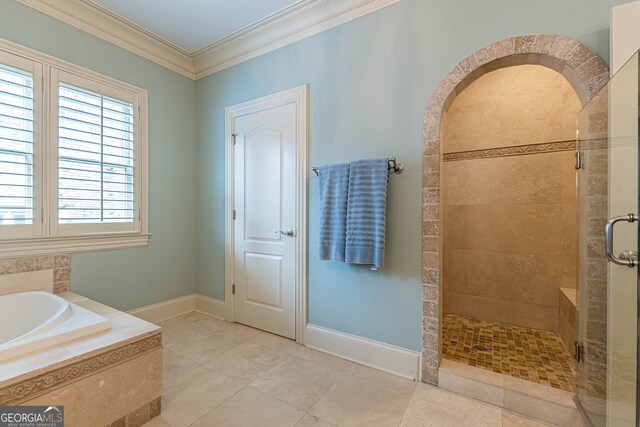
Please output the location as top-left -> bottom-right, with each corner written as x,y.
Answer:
576,51 -> 639,427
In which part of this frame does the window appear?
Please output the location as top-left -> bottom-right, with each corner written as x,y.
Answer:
0,42 -> 148,256
0,51 -> 42,240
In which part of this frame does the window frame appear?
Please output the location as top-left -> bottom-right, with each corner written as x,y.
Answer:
0,39 -> 149,258
50,69 -> 142,236
0,49 -> 44,240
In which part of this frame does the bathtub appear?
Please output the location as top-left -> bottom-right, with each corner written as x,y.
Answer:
0,291 -> 111,362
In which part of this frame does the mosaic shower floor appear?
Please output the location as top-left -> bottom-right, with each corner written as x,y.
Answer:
442,314 -> 576,392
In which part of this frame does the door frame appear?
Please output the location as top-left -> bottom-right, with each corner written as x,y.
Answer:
224,85 -> 308,344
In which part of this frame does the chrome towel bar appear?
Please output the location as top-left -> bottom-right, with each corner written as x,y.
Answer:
312,157 -> 405,176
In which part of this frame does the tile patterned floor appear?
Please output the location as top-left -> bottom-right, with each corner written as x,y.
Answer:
143,312 -> 553,427
442,314 -> 576,392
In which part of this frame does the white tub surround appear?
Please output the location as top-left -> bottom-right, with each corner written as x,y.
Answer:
0,292 -> 162,426
0,291 -> 110,362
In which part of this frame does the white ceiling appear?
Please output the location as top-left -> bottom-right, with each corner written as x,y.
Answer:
90,0 -> 303,53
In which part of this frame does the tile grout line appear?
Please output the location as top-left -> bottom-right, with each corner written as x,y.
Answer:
299,358 -> 356,426
396,386 -> 419,427
185,383 -> 250,427
160,348 -> 204,386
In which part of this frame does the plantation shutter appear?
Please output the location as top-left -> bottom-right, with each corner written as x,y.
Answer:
0,62 -> 34,226
57,81 -> 135,225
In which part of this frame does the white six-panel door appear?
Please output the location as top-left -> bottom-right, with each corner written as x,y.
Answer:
231,102 -> 298,339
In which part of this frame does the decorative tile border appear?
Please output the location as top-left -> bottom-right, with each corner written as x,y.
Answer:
0,254 -> 71,293
422,34 -> 609,386
107,396 -> 162,427
578,137 -> 610,150
443,140 -> 576,162
0,332 -> 162,406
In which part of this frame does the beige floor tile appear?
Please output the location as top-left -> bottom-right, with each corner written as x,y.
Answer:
181,311 -> 227,329
252,331 -> 303,354
343,363 -> 417,395
206,362 -> 260,383
251,355 -> 344,411
158,316 -> 210,349
502,410 -> 552,426
206,340 -> 291,377
191,387 -> 306,427
293,347 -> 353,373
162,348 -> 201,383
218,321 -> 264,340
309,371 -> 412,426
157,315 -> 198,331
181,314 -> 264,341
402,383 -> 502,427
169,328 -> 247,364
141,416 -> 172,427
161,365 -> 249,427
295,413 -> 336,427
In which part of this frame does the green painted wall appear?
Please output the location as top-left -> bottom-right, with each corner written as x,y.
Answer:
0,0 -> 198,311
195,0 -> 627,351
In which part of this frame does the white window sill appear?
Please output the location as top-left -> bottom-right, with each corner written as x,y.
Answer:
0,233 -> 151,259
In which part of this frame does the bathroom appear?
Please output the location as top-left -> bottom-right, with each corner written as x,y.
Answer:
0,0 -> 638,426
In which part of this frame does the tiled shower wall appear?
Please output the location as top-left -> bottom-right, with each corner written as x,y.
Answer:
0,255 -> 70,294
442,65 -> 581,332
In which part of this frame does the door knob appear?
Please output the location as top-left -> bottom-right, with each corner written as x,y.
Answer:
605,214 -> 638,267
277,229 -> 295,237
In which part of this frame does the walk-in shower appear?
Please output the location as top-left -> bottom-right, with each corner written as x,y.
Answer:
441,64 -> 581,392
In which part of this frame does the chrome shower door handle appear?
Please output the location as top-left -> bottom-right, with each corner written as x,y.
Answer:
605,214 -> 638,267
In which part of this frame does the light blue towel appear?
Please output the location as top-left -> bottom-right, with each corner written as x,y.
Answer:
345,158 -> 389,269
318,163 -> 350,261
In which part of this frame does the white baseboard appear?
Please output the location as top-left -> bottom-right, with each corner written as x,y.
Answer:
305,324 -> 421,381
128,294 -> 196,323
127,293 -> 227,323
195,294 -> 226,320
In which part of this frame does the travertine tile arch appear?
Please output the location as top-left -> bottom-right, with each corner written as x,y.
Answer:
421,34 -> 609,384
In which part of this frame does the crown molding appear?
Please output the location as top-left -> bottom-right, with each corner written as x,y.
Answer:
16,0 -> 402,80
16,0 -> 195,78
193,0 -> 401,79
